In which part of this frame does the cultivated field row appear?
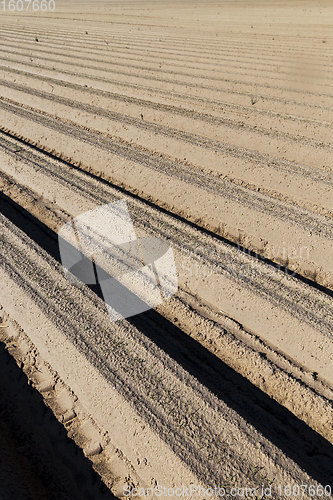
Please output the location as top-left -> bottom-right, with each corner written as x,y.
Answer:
0,2 -> 332,495
0,92 -> 332,288
2,28 -> 333,76
1,34 -> 333,108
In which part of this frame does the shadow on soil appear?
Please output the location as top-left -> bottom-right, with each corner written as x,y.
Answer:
1,192 -> 332,488
130,309 -> 333,487
0,340 -> 117,500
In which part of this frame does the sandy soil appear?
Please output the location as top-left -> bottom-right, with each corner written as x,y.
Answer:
0,0 -> 332,498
